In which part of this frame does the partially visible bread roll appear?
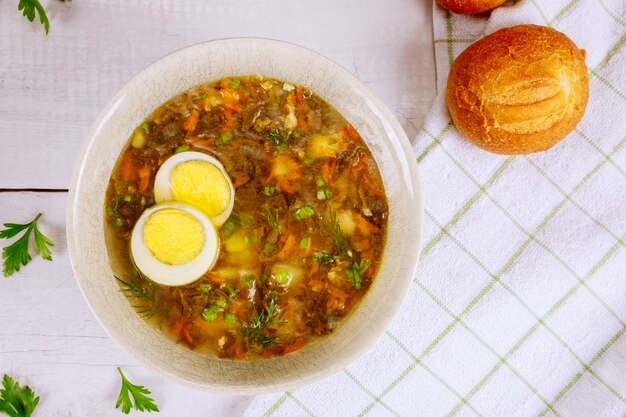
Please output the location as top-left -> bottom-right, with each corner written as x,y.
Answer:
436,0 -> 507,14
446,25 -> 589,155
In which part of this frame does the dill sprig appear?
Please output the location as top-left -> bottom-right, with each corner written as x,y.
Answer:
240,299 -> 287,350
312,250 -> 337,265
321,209 -> 350,254
265,208 -> 281,233
265,128 -> 291,149
115,272 -> 162,320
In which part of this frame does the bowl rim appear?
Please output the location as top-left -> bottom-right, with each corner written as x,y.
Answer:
67,37 -> 423,394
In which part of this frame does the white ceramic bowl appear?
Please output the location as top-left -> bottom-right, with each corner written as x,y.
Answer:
67,38 -> 422,394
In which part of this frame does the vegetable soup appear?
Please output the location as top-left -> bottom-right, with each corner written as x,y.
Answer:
104,75 -> 388,359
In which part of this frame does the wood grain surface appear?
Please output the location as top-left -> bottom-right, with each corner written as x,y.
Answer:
0,0 -> 436,189
0,0 -> 436,415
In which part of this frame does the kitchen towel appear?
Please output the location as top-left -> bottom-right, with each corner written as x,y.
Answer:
244,0 -> 626,415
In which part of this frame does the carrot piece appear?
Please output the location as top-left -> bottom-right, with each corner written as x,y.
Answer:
360,251 -> 375,261
196,98 -> 210,109
362,173 -> 385,197
233,341 -> 245,359
295,86 -> 304,105
181,322 -> 193,345
221,89 -> 242,113
137,167 -> 151,192
309,279 -> 326,292
170,321 -> 183,337
353,238 -> 371,251
120,150 -> 137,181
328,286 -> 348,300
183,109 -> 199,132
277,234 -> 297,260
190,138 -> 216,150
283,337 -> 305,354
262,349 -> 274,358
233,175 -> 250,189
223,108 -> 237,130
321,159 -> 338,185
342,124 -> 361,142
207,273 -> 223,286
355,215 -> 381,235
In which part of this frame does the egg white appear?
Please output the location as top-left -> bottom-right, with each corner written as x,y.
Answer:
130,202 -> 219,286
153,151 -> 235,227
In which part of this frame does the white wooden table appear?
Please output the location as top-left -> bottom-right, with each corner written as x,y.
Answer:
0,1 -> 436,415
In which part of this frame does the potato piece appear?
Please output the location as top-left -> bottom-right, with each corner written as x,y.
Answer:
307,135 -> 343,159
225,231 -> 247,253
336,210 -> 356,236
271,263 -> 305,287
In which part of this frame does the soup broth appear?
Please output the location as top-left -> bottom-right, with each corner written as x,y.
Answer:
105,75 -> 388,359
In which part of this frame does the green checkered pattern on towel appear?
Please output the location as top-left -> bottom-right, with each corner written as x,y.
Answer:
245,1 -> 626,416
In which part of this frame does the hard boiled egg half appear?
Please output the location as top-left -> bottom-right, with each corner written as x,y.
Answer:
130,202 -> 219,286
154,152 -> 234,227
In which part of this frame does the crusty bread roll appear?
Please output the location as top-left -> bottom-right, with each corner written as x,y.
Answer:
446,25 -> 589,155
436,0 -> 507,14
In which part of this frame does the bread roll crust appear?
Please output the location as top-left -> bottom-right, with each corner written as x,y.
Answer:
446,25 -> 589,155
436,0 -> 507,14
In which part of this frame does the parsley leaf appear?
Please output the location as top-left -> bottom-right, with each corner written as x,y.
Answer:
0,374 -> 40,417
1,213 -> 54,277
18,0 -> 50,35
115,368 -> 159,414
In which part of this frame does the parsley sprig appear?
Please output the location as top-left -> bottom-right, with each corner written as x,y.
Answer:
1,213 -> 54,277
0,374 -> 40,417
18,0 -> 50,34
115,368 -> 159,414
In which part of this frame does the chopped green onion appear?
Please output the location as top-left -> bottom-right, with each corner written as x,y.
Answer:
299,237 -> 311,250
202,306 -> 220,321
193,94 -> 209,101
230,78 -> 241,89
215,299 -> 226,308
224,312 -> 237,323
199,283 -> 212,293
223,220 -> 237,238
316,189 -> 326,200
292,129 -> 302,139
243,275 -> 255,287
220,283 -> 239,298
324,188 -> 333,199
315,176 -> 325,187
112,217 -> 123,227
140,196 -> 146,206
263,185 -> 275,196
217,131 -> 235,146
346,259 -> 370,290
106,207 -> 114,216
275,271 -> 290,285
175,144 -> 190,153
245,234 -> 257,244
293,206 -> 315,220
140,121 -> 150,133
124,194 -> 132,202
264,242 -> 274,255
260,274 -> 269,282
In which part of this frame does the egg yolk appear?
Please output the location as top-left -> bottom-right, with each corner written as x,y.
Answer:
170,160 -> 231,218
143,208 -> 205,265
